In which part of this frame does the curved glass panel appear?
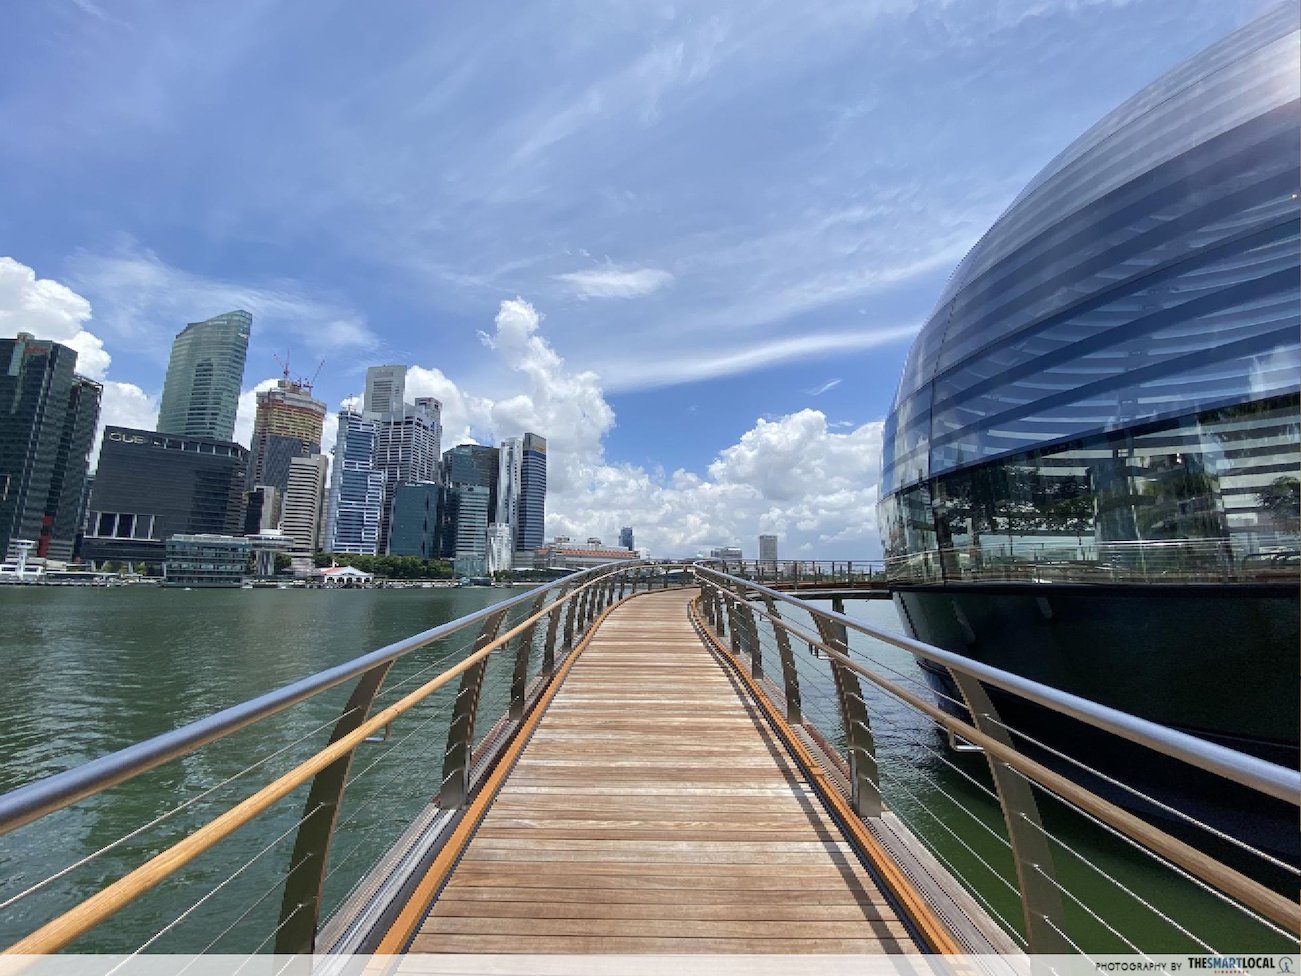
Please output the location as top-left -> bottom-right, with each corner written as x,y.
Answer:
880,8 -> 1300,581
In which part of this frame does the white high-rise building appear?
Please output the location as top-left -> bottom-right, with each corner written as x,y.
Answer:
282,455 -> 329,556
487,522 -> 514,575
364,365 -> 407,416
495,437 -> 523,542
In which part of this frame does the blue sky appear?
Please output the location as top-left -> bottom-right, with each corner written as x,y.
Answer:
0,0 -> 1272,557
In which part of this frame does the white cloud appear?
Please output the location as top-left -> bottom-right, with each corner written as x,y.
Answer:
594,323 -> 919,391
0,257 -> 156,464
405,298 -> 886,557
554,266 -> 674,300
807,377 -> 842,396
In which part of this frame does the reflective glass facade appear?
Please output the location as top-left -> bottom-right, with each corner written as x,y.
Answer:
517,433 -> 547,551
880,8 -> 1300,585
157,311 -> 252,442
84,427 -> 249,570
0,335 -> 101,562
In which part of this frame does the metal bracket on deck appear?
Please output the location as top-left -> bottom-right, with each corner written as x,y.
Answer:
813,614 -> 881,818
509,593 -> 548,720
950,671 -> 1070,953
761,594 -> 802,724
275,659 -> 394,955
438,608 -> 508,810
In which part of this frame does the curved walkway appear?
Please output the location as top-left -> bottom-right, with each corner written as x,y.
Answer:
408,589 -> 918,953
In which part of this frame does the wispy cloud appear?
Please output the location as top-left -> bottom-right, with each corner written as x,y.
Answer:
807,377 -> 842,396
554,266 -> 675,300
64,243 -> 380,365
596,324 -> 920,392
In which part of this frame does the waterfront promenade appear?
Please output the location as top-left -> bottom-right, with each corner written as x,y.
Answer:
0,564 -> 1294,958
394,589 -> 925,953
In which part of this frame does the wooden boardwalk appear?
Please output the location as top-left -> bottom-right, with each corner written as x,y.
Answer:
407,589 -> 920,953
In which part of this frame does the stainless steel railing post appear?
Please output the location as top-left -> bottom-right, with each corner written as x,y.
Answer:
541,583 -> 568,675
740,597 -> 763,679
509,593 -> 548,720
761,593 -> 802,724
275,659 -> 393,954
562,585 -> 579,649
439,608 -> 509,809
950,671 -> 1071,953
813,612 -> 881,818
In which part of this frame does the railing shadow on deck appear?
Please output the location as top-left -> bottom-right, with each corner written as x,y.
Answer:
0,559 -> 1294,960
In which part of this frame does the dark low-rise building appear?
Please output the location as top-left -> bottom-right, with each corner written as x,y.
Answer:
84,426 -> 248,570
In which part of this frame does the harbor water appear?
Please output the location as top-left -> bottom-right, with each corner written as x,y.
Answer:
0,585 -> 1291,953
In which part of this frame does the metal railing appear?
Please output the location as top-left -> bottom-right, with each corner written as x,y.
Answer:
0,561 -> 689,957
690,565 -> 1300,955
0,561 -> 1295,958
713,558 -> 886,586
886,536 -> 1301,586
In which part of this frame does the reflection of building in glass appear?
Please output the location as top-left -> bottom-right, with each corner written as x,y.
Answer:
85,427 -> 248,571
0,334 -> 101,563
323,410 -> 385,554
878,8 -> 1299,767
157,311 -> 251,441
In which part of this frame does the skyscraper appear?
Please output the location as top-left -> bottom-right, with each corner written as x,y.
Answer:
157,310 -> 252,441
247,378 -> 326,493
282,454 -> 328,557
84,427 -> 248,570
323,409 -> 385,554
495,437 -> 522,544
364,365 -> 407,416
388,482 -> 442,560
372,396 -> 441,552
619,526 -> 634,551
0,334 -> 101,562
441,443 -> 499,512
759,534 -> 778,567
517,433 -> 547,551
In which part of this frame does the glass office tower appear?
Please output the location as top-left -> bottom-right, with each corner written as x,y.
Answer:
0,335 -> 101,562
157,310 -> 252,441
517,433 -> 547,551
878,8 -> 1299,767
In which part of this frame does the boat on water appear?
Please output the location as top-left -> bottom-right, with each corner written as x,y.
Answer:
877,7 -> 1299,862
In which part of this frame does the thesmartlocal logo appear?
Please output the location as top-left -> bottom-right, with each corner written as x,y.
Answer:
1186,959 -> 1297,974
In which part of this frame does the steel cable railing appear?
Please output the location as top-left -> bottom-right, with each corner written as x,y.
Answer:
0,560 -> 665,956
748,596 -> 1297,951
745,599 -> 1291,954
691,567 -> 1300,955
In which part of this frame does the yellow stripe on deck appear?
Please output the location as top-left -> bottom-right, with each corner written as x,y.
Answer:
410,589 -> 919,954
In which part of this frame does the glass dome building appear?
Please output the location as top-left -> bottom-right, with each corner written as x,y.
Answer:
878,7 -> 1299,767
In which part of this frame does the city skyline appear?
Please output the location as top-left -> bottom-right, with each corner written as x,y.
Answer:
0,2 -> 1274,558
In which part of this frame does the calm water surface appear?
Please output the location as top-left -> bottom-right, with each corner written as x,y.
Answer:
0,586 -> 1290,953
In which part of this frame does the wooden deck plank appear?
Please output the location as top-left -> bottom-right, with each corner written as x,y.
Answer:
413,588 -> 916,954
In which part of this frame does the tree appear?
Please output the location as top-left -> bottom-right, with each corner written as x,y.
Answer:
1258,476 -> 1300,534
